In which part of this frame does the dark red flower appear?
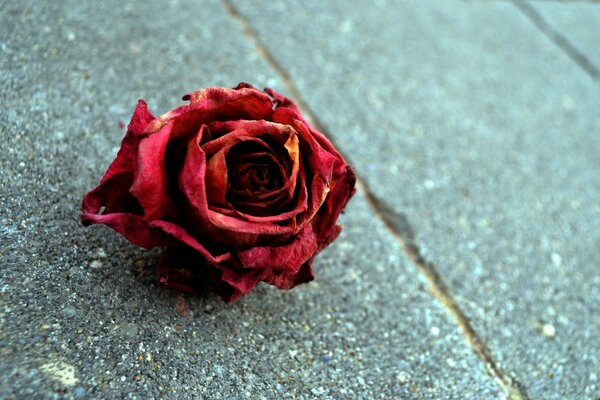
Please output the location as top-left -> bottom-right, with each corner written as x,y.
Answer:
82,83 -> 356,301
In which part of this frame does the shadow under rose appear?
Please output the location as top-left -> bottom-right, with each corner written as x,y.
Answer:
81,226 -> 228,306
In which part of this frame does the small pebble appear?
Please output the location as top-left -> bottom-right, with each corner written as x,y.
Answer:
319,355 -> 331,364
95,248 -> 107,258
551,253 -> 562,267
73,387 -> 86,398
62,306 -> 77,317
121,323 -> 138,338
396,371 -> 409,384
175,296 -> 189,317
542,323 -> 556,338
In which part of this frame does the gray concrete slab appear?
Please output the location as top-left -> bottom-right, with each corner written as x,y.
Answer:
230,0 -> 600,399
529,1 -> 600,72
0,0 -> 502,398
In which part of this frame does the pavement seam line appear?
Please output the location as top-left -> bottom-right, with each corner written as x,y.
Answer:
360,183 -> 530,400
511,0 -> 599,80
221,0 -> 530,398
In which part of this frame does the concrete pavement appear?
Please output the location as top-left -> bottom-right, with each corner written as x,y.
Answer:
1,0 -> 599,399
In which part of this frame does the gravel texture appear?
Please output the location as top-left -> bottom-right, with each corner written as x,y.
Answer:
231,0 -> 600,399
0,0 -> 505,399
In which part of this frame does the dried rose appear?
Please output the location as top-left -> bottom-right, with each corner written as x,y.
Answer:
82,83 -> 356,301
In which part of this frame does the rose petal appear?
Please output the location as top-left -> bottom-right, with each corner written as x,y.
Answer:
227,153 -> 285,195
205,138 -> 279,207
201,120 -> 295,156
150,220 -> 230,264
237,224 -> 318,275
264,87 -> 299,114
81,212 -> 167,249
266,258 -> 315,289
314,165 -> 357,249
130,121 -> 177,221
207,210 -> 294,235
282,131 -> 300,195
270,97 -> 356,235
127,99 -> 156,137
81,101 -> 167,248
291,120 -> 339,226
186,84 -> 274,120
179,127 -> 295,246
208,153 -> 309,226
218,266 -> 268,297
227,133 -> 299,201
156,246 -> 235,300
82,172 -> 140,215
82,100 -> 155,214
203,121 -> 305,220
270,107 -> 357,246
269,96 -> 348,207
268,88 -> 347,164
203,145 -> 230,207
146,84 -> 275,138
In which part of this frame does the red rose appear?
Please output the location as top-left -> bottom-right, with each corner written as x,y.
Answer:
82,83 -> 356,301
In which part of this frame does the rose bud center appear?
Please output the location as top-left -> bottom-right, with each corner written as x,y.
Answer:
224,139 -> 293,216
229,158 -> 282,192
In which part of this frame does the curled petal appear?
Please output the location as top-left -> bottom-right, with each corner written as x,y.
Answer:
81,101 -> 166,248
127,100 -> 157,137
82,171 -> 139,216
81,212 -> 167,249
269,111 -> 357,246
206,210 -> 294,235
266,259 -> 315,290
218,267 -> 268,298
187,84 -> 274,119
265,87 -> 300,115
130,121 -> 177,221
201,120 -> 296,156
315,165 -> 357,249
145,84 -> 274,144
203,143 -> 230,207
292,120 -> 339,226
146,84 -> 275,136
227,151 -> 286,195
150,220 -> 230,264
269,90 -> 347,163
82,100 -> 155,215
237,224 -> 318,278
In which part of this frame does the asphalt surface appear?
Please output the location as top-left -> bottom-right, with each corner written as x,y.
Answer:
1,0 -> 599,399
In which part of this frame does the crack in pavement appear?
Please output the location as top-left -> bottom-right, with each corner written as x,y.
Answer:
221,0 -> 531,398
360,183 -> 530,400
511,0 -> 599,80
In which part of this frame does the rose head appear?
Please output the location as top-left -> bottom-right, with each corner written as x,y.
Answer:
82,83 -> 356,301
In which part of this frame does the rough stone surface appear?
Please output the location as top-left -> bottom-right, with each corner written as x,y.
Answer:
0,0 -> 503,399
529,1 -> 600,71
231,0 -> 600,399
